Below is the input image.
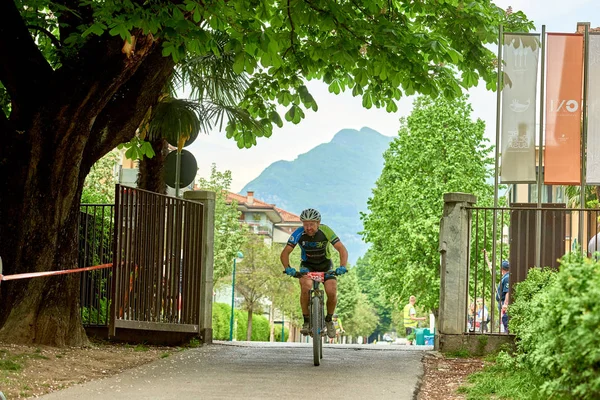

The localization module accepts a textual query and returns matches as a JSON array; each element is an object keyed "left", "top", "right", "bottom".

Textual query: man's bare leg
[
  {"left": 324, "top": 279, "right": 337, "bottom": 315},
  {"left": 299, "top": 276, "right": 312, "bottom": 315}
]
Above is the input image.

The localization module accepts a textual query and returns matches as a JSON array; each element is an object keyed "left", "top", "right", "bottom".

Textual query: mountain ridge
[{"left": 240, "top": 126, "right": 394, "bottom": 264}]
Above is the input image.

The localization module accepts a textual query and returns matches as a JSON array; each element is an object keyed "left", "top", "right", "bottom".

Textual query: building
[{"left": 225, "top": 191, "right": 302, "bottom": 244}]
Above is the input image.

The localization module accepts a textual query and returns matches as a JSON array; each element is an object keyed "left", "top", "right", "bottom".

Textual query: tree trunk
[
  {"left": 269, "top": 299, "right": 275, "bottom": 342},
  {"left": 0, "top": 4, "right": 175, "bottom": 345},
  {"left": 137, "top": 137, "right": 169, "bottom": 194},
  {"left": 246, "top": 309, "right": 253, "bottom": 341}
]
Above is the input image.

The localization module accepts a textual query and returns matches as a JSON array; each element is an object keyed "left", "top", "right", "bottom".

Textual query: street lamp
[{"left": 229, "top": 251, "right": 244, "bottom": 341}]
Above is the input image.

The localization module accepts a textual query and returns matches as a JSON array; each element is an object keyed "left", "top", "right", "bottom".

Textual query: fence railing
[
  {"left": 110, "top": 185, "right": 204, "bottom": 334},
  {"left": 465, "top": 205, "right": 600, "bottom": 334},
  {"left": 79, "top": 204, "right": 115, "bottom": 327}
]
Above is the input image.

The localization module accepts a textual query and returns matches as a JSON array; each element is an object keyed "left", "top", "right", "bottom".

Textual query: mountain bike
[{"left": 287, "top": 270, "right": 337, "bottom": 366}]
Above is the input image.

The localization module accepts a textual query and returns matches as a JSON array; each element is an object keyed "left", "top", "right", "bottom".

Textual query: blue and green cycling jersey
[{"left": 286, "top": 224, "right": 340, "bottom": 265}]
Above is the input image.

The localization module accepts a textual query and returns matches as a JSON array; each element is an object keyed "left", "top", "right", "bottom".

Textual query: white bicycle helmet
[{"left": 300, "top": 208, "right": 321, "bottom": 222}]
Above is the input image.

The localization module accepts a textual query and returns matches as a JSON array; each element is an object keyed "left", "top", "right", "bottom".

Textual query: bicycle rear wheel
[{"left": 311, "top": 296, "right": 321, "bottom": 366}]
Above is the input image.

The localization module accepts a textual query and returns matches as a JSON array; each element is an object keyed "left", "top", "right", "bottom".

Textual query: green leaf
[
  {"left": 82, "top": 23, "right": 106, "bottom": 38},
  {"left": 362, "top": 94, "right": 373, "bottom": 109},
  {"left": 108, "top": 23, "right": 130, "bottom": 41},
  {"left": 269, "top": 111, "right": 284, "bottom": 128},
  {"left": 328, "top": 80, "right": 341, "bottom": 95},
  {"left": 233, "top": 53, "right": 245, "bottom": 74}
]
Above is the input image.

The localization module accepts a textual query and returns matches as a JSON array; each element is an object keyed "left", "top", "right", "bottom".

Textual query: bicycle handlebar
[{"left": 283, "top": 270, "right": 338, "bottom": 279}]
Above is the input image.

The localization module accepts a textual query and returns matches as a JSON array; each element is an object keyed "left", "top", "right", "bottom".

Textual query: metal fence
[
  {"left": 109, "top": 185, "right": 204, "bottom": 334},
  {"left": 465, "top": 205, "right": 600, "bottom": 334},
  {"left": 79, "top": 204, "right": 115, "bottom": 327}
]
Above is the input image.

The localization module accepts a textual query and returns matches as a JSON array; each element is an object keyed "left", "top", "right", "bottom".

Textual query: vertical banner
[
  {"left": 586, "top": 34, "right": 600, "bottom": 184},
  {"left": 500, "top": 34, "right": 540, "bottom": 183},
  {"left": 545, "top": 34, "right": 584, "bottom": 185}
]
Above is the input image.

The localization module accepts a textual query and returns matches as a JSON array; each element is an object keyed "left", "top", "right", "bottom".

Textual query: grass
[
  {"left": 0, "top": 359, "right": 22, "bottom": 372},
  {"left": 160, "top": 353, "right": 170, "bottom": 359},
  {"left": 185, "top": 338, "right": 201, "bottom": 348},
  {"left": 445, "top": 348, "right": 471, "bottom": 358},
  {"left": 133, "top": 344, "right": 149, "bottom": 352},
  {"left": 458, "top": 354, "right": 545, "bottom": 400}
]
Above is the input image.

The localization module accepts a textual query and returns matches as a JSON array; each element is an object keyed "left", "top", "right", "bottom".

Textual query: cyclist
[{"left": 281, "top": 208, "right": 348, "bottom": 338}]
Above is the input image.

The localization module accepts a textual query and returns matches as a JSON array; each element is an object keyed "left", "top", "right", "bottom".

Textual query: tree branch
[
  {"left": 53, "top": 0, "right": 94, "bottom": 45},
  {"left": 26, "top": 25, "right": 62, "bottom": 50},
  {"left": 0, "top": 1, "right": 53, "bottom": 116},
  {"left": 83, "top": 43, "right": 175, "bottom": 168}
]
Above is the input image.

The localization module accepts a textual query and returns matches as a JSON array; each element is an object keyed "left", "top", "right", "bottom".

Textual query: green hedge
[
  {"left": 212, "top": 303, "right": 270, "bottom": 341},
  {"left": 274, "top": 326, "right": 289, "bottom": 342},
  {"left": 508, "top": 253, "right": 600, "bottom": 399}
]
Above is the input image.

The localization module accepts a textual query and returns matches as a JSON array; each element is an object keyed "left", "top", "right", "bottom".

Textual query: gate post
[
  {"left": 184, "top": 190, "right": 216, "bottom": 344},
  {"left": 437, "top": 192, "right": 476, "bottom": 350}
]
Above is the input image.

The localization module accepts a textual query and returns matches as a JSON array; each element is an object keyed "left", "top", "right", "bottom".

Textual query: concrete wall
[{"left": 184, "top": 190, "right": 216, "bottom": 344}]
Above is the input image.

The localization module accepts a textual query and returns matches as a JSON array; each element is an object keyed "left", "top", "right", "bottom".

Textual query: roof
[
  {"left": 225, "top": 191, "right": 301, "bottom": 224},
  {"left": 275, "top": 207, "right": 301, "bottom": 223},
  {"left": 226, "top": 192, "right": 274, "bottom": 209},
  {"left": 575, "top": 22, "right": 600, "bottom": 33}
]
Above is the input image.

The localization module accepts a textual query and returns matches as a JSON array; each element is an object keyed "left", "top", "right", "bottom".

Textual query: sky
[{"left": 186, "top": 0, "right": 600, "bottom": 193}]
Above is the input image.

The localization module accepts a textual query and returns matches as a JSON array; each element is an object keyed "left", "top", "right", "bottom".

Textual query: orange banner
[{"left": 545, "top": 34, "right": 584, "bottom": 185}]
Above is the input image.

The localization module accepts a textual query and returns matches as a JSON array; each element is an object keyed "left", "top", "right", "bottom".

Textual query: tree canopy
[
  {"left": 0, "top": 0, "right": 531, "bottom": 345},
  {"left": 361, "top": 95, "right": 495, "bottom": 312}
]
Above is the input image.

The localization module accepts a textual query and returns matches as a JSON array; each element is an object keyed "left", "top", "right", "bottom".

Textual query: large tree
[
  {"left": 0, "top": 0, "right": 531, "bottom": 345},
  {"left": 361, "top": 95, "right": 495, "bottom": 313}
]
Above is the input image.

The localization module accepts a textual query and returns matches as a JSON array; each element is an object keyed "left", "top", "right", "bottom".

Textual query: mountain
[{"left": 240, "top": 127, "right": 394, "bottom": 264}]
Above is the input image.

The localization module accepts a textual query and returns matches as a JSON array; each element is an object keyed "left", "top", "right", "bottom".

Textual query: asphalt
[{"left": 40, "top": 341, "right": 431, "bottom": 400}]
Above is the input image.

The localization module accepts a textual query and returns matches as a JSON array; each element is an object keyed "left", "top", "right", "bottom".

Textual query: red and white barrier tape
[{"left": 0, "top": 263, "right": 112, "bottom": 282}]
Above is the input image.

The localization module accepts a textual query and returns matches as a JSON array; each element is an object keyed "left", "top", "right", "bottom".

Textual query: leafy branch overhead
[{"left": 7, "top": 0, "right": 533, "bottom": 150}]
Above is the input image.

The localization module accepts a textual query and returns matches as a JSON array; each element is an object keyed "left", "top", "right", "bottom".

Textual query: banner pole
[
  {"left": 536, "top": 26, "right": 546, "bottom": 268},
  {"left": 491, "top": 24, "right": 503, "bottom": 320},
  {"left": 580, "top": 24, "right": 590, "bottom": 254}
]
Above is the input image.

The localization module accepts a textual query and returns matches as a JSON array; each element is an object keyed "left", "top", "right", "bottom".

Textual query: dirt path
[
  {"left": 417, "top": 352, "right": 486, "bottom": 400},
  {"left": 0, "top": 341, "right": 177, "bottom": 399}
]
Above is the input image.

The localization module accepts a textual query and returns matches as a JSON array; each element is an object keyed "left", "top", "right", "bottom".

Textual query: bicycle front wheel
[{"left": 311, "top": 296, "right": 321, "bottom": 366}]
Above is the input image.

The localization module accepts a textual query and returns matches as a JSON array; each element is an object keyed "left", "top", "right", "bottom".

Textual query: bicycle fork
[{"left": 309, "top": 283, "right": 326, "bottom": 337}]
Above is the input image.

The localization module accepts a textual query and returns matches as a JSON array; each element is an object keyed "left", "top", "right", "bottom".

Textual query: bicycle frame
[
  {"left": 306, "top": 272, "right": 327, "bottom": 340},
  {"left": 286, "top": 269, "right": 338, "bottom": 366}
]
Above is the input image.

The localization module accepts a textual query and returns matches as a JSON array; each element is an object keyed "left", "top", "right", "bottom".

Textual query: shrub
[
  {"left": 509, "top": 267, "right": 557, "bottom": 355},
  {"left": 212, "top": 303, "right": 277, "bottom": 342},
  {"left": 514, "top": 253, "right": 600, "bottom": 399},
  {"left": 212, "top": 303, "right": 233, "bottom": 340},
  {"left": 530, "top": 253, "right": 600, "bottom": 399},
  {"left": 274, "top": 326, "right": 289, "bottom": 342}
]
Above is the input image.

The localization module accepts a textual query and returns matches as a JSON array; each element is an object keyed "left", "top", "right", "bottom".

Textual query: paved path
[{"left": 41, "top": 342, "right": 430, "bottom": 400}]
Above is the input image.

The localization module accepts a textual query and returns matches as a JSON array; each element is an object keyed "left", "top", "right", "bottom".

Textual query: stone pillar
[
  {"left": 184, "top": 190, "right": 216, "bottom": 344},
  {"left": 437, "top": 192, "right": 477, "bottom": 349}
]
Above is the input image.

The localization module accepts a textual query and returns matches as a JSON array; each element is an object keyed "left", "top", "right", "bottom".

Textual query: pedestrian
[
  {"left": 403, "top": 295, "right": 426, "bottom": 343},
  {"left": 496, "top": 260, "right": 510, "bottom": 333},
  {"left": 588, "top": 221, "right": 600, "bottom": 258},
  {"left": 475, "top": 297, "right": 490, "bottom": 333}
]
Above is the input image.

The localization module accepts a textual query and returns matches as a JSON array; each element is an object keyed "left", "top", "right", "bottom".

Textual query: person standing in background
[{"left": 403, "top": 295, "right": 426, "bottom": 343}]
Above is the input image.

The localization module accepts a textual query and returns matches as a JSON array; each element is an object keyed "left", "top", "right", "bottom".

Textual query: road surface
[{"left": 41, "top": 341, "right": 430, "bottom": 400}]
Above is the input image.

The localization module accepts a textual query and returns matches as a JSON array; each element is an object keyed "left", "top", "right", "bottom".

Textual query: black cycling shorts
[{"left": 301, "top": 259, "right": 336, "bottom": 281}]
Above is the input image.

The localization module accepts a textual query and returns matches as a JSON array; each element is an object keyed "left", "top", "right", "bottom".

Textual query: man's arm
[
  {"left": 482, "top": 249, "right": 493, "bottom": 273},
  {"left": 503, "top": 291, "right": 510, "bottom": 311},
  {"left": 410, "top": 309, "right": 427, "bottom": 322},
  {"left": 333, "top": 241, "right": 348, "bottom": 266},
  {"left": 280, "top": 245, "right": 294, "bottom": 271}
]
